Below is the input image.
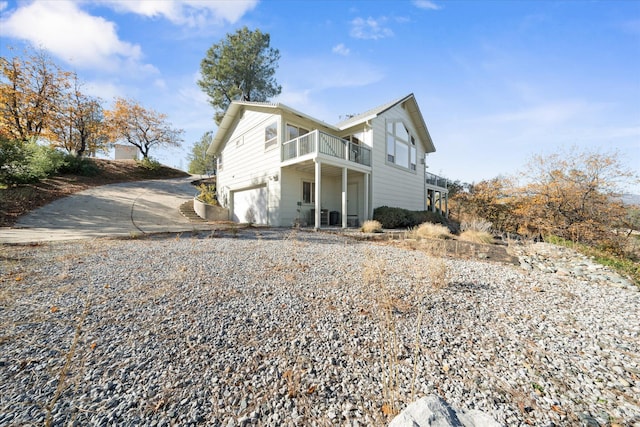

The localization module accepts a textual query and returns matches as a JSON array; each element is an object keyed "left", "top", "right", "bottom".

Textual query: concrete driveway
[{"left": 0, "top": 177, "right": 215, "bottom": 244}]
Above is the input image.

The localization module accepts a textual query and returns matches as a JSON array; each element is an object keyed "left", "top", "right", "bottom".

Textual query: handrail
[
  {"left": 426, "top": 171, "right": 448, "bottom": 189},
  {"left": 281, "top": 130, "right": 371, "bottom": 167}
]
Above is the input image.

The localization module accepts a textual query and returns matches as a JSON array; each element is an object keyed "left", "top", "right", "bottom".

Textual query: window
[
  {"left": 302, "top": 181, "right": 315, "bottom": 204},
  {"left": 265, "top": 121, "right": 278, "bottom": 150},
  {"left": 286, "top": 124, "right": 309, "bottom": 141},
  {"left": 217, "top": 153, "right": 223, "bottom": 171},
  {"left": 396, "top": 141, "right": 409, "bottom": 168},
  {"left": 386, "top": 120, "right": 417, "bottom": 172},
  {"left": 387, "top": 135, "right": 395, "bottom": 162},
  {"left": 410, "top": 135, "right": 417, "bottom": 171},
  {"left": 410, "top": 146, "right": 417, "bottom": 171}
]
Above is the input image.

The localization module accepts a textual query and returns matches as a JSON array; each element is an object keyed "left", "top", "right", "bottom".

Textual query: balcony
[
  {"left": 426, "top": 171, "right": 448, "bottom": 190},
  {"left": 282, "top": 130, "right": 371, "bottom": 167}
]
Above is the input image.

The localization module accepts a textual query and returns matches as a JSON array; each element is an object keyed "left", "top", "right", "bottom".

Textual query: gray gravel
[{"left": 1, "top": 229, "right": 638, "bottom": 426}]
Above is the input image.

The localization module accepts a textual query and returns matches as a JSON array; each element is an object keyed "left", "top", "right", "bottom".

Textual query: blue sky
[{"left": 1, "top": 0, "right": 639, "bottom": 192}]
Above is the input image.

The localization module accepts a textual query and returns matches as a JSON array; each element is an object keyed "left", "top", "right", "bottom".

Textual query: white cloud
[
  {"left": 413, "top": 0, "right": 441, "bottom": 10},
  {"left": 332, "top": 43, "right": 350, "bottom": 56},
  {"left": 0, "top": 1, "right": 153, "bottom": 73},
  {"left": 83, "top": 80, "right": 126, "bottom": 102},
  {"left": 350, "top": 16, "right": 394, "bottom": 40},
  {"left": 178, "top": 85, "right": 209, "bottom": 106},
  {"left": 99, "top": 0, "right": 258, "bottom": 27},
  {"left": 0, "top": 1, "right": 7, "bottom": 12}
]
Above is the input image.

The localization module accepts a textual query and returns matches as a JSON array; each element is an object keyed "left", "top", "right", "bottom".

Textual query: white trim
[
  {"left": 314, "top": 161, "right": 322, "bottom": 229},
  {"left": 385, "top": 119, "right": 418, "bottom": 174},
  {"left": 342, "top": 168, "right": 347, "bottom": 228}
]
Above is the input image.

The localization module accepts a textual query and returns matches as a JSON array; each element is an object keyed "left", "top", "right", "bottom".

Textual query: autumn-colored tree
[
  {"left": 514, "top": 148, "right": 637, "bottom": 249},
  {"left": 198, "top": 27, "right": 281, "bottom": 124},
  {"left": 48, "top": 74, "right": 106, "bottom": 157},
  {"left": 0, "top": 47, "right": 70, "bottom": 142},
  {"left": 104, "top": 97, "right": 184, "bottom": 159},
  {"left": 451, "top": 177, "right": 520, "bottom": 234}
]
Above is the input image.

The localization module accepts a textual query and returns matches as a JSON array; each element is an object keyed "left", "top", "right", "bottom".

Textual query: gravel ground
[{"left": 1, "top": 229, "right": 638, "bottom": 427}]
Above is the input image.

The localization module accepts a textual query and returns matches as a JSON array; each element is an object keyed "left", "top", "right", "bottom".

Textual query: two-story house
[{"left": 207, "top": 93, "right": 448, "bottom": 228}]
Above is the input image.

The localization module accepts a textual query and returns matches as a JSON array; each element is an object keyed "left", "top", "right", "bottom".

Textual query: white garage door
[{"left": 232, "top": 186, "right": 268, "bottom": 224}]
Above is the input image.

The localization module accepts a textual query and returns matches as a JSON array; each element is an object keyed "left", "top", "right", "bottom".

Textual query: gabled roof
[
  {"left": 208, "top": 93, "right": 435, "bottom": 155},
  {"left": 335, "top": 94, "right": 412, "bottom": 128},
  {"left": 336, "top": 93, "right": 435, "bottom": 153},
  {"left": 207, "top": 100, "right": 337, "bottom": 155}
]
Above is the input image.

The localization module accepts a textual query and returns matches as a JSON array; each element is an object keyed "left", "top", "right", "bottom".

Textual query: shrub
[
  {"left": 25, "top": 143, "right": 66, "bottom": 181},
  {"left": 373, "top": 206, "right": 411, "bottom": 228},
  {"left": 196, "top": 183, "right": 218, "bottom": 205},
  {"left": 373, "top": 206, "right": 448, "bottom": 229},
  {"left": 59, "top": 155, "right": 100, "bottom": 176},
  {"left": 459, "top": 230, "right": 494, "bottom": 244},
  {"left": 0, "top": 139, "right": 66, "bottom": 184},
  {"left": 412, "top": 222, "right": 453, "bottom": 240},
  {"left": 0, "top": 137, "right": 29, "bottom": 184},
  {"left": 361, "top": 220, "right": 383, "bottom": 233},
  {"left": 411, "top": 210, "right": 448, "bottom": 226},
  {"left": 136, "top": 157, "right": 161, "bottom": 170}
]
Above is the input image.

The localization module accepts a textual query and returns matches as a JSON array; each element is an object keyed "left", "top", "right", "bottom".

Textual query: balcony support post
[
  {"left": 430, "top": 190, "right": 436, "bottom": 213},
  {"left": 314, "top": 160, "right": 321, "bottom": 230},
  {"left": 341, "top": 167, "right": 347, "bottom": 228},
  {"left": 445, "top": 193, "right": 449, "bottom": 218}
]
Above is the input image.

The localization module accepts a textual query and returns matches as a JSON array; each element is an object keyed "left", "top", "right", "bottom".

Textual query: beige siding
[
  {"left": 370, "top": 104, "right": 426, "bottom": 212},
  {"left": 216, "top": 110, "right": 282, "bottom": 225},
  {"left": 279, "top": 166, "right": 365, "bottom": 226},
  {"left": 280, "top": 168, "right": 309, "bottom": 226},
  {"left": 279, "top": 167, "right": 342, "bottom": 226}
]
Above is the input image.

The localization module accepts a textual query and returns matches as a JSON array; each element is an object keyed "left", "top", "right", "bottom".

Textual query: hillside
[{"left": 0, "top": 159, "right": 190, "bottom": 227}]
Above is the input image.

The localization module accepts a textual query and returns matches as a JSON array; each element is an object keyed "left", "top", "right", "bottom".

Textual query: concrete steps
[{"left": 179, "top": 200, "right": 207, "bottom": 222}]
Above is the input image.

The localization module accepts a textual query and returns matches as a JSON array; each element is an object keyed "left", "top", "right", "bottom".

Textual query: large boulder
[{"left": 389, "top": 395, "right": 501, "bottom": 427}]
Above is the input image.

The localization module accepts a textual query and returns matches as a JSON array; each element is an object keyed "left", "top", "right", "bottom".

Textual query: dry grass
[
  {"left": 459, "top": 230, "right": 495, "bottom": 244},
  {"left": 362, "top": 248, "right": 451, "bottom": 420},
  {"left": 460, "top": 218, "right": 493, "bottom": 233},
  {"left": 428, "top": 257, "right": 449, "bottom": 289},
  {"left": 411, "top": 222, "right": 453, "bottom": 240},
  {"left": 361, "top": 255, "right": 401, "bottom": 417},
  {"left": 361, "top": 220, "right": 383, "bottom": 233}
]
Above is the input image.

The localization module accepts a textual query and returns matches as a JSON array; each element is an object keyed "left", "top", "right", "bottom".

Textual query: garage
[{"left": 232, "top": 186, "right": 268, "bottom": 225}]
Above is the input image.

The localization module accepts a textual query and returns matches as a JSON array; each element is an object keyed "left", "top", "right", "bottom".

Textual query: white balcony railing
[
  {"left": 426, "top": 171, "right": 448, "bottom": 189},
  {"left": 282, "top": 130, "right": 371, "bottom": 167}
]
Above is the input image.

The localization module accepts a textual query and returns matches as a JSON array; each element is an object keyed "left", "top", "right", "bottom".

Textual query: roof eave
[
  {"left": 207, "top": 102, "right": 242, "bottom": 156},
  {"left": 404, "top": 97, "right": 435, "bottom": 153},
  {"left": 207, "top": 101, "right": 340, "bottom": 156}
]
